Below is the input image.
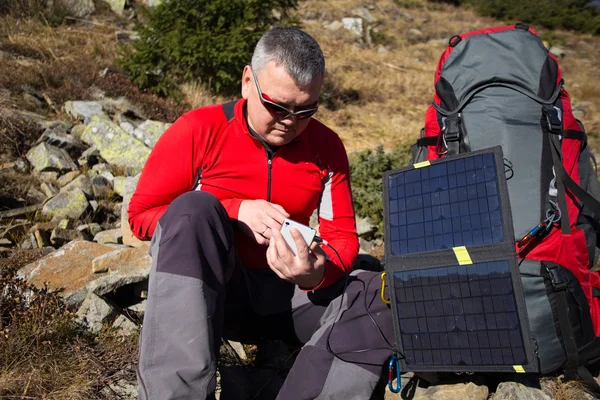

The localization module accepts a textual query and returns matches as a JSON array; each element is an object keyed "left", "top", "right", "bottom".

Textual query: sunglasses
[{"left": 251, "top": 69, "right": 319, "bottom": 120}]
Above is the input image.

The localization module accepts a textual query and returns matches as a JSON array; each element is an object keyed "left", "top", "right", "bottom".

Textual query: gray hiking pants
[{"left": 137, "top": 191, "right": 394, "bottom": 400}]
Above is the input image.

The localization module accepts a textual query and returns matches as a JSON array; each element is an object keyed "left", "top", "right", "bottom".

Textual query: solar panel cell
[
  {"left": 387, "top": 155, "right": 505, "bottom": 255},
  {"left": 393, "top": 261, "right": 527, "bottom": 367}
]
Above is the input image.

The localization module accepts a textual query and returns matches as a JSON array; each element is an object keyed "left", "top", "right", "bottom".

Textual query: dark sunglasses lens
[
  {"left": 295, "top": 108, "right": 319, "bottom": 120},
  {"left": 263, "top": 100, "right": 289, "bottom": 117}
]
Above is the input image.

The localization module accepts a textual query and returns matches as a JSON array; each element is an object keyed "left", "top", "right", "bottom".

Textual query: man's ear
[{"left": 241, "top": 65, "right": 252, "bottom": 99}]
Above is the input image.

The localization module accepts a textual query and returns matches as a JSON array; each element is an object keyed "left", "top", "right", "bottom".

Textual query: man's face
[{"left": 241, "top": 61, "right": 322, "bottom": 146}]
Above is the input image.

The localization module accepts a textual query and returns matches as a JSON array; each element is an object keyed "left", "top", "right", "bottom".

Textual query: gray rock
[
  {"left": 76, "top": 223, "right": 103, "bottom": 237},
  {"left": 36, "top": 171, "right": 60, "bottom": 183},
  {"left": 93, "top": 228, "right": 123, "bottom": 245},
  {"left": 133, "top": 119, "right": 171, "bottom": 148},
  {"left": 87, "top": 246, "right": 152, "bottom": 296},
  {"left": 104, "top": 379, "right": 138, "bottom": 400},
  {"left": 409, "top": 28, "right": 423, "bottom": 37},
  {"left": 139, "top": 0, "right": 163, "bottom": 6},
  {"left": 90, "top": 175, "right": 112, "bottom": 199},
  {"left": 377, "top": 45, "right": 389, "bottom": 55},
  {"left": 76, "top": 292, "right": 114, "bottom": 333},
  {"left": 549, "top": 46, "right": 566, "bottom": 58},
  {"left": 81, "top": 115, "right": 151, "bottom": 175},
  {"left": 325, "top": 20, "right": 344, "bottom": 31},
  {"left": 18, "top": 241, "right": 145, "bottom": 307},
  {"left": 13, "top": 158, "right": 28, "bottom": 173},
  {"left": 57, "top": 0, "right": 95, "bottom": 17},
  {"left": 342, "top": 17, "right": 363, "bottom": 36},
  {"left": 57, "top": 170, "right": 81, "bottom": 187},
  {"left": 42, "top": 190, "right": 90, "bottom": 221},
  {"left": 61, "top": 174, "right": 93, "bottom": 198},
  {"left": 26, "top": 142, "right": 77, "bottom": 173},
  {"left": 40, "top": 182, "right": 58, "bottom": 198},
  {"left": 106, "top": 0, "right": 126, "bottom": 15},
  {"left": 58, "top": 219, "right": 73, "bottom": 229},
  {"left": 77, "top": 145, "right": 101, "bottom": 168},
  {"left": 352, "top": 7, "right": 376, "bottom": 23},
  {"left": 356, "top": 217, "right": 376, "bottom": 237},
  {"left": 129, "top": 299, "right": 147, "bottom": 313},
  {"left": 91, "top": 163, "right": 116, "bottom": 182},
  {"left": 37, "top": 128, "right": 85, "bottom": 152},
  {"left": 115, "top": 30, "right": 140, "bottom": 43},
  {"left": 65, "top": 101, "right": 104, "bottom": 123},
  {"left": 26, "top": 186, "right": 47, "bottom": 203},
  {"left": 408, "top": 382, "right": 488, "bottom": 400},
  {"left": 116, "top": 112, "right": 140, "bottom": 133},
  {"left": 70, "top": 124, "right": 87, "bottom": 141},
  {"left": 494, "top": 382, "right": 551, "bottom": 400},
  {"left": 50, "top": 227, "right": 87, "bottom": 246},
  {"left": 112, "top": 315, "right": 139, "bottom": 336},
  {"left": 121, "top": 174, "right": 144, "bottom": 247}
]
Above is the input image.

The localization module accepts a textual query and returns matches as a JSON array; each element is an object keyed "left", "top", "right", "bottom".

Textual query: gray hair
[{"left": 251, "top": 27, "right": 325, "bottom": 86}]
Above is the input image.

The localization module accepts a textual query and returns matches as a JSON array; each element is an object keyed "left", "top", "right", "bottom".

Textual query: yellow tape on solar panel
[{"left": 453, "top": 246, "right": 473, "bottom": 265}]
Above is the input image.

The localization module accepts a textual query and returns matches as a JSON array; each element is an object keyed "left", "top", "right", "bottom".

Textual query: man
[{"left": 130, "top": 27, "right": 395, "bottom": 400}]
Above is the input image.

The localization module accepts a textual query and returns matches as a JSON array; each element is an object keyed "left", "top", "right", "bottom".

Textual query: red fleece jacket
[{"left": 128, "top": 99, "right": 359, "bottom": 289}]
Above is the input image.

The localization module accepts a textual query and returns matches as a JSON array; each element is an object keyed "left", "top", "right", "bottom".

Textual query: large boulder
[
  {"left": 494, "top": 382, "right": 551, "bottom": 400},
  {"left": 81, "top": 116, "right": 151, "bottom": 175},
  {"left": 17, "top": 241, "right": 152, "bottom": 308},
  {"left": 17, "top": 241, "right": 116, "bottom": 307},
  {"left": 26, "top": 142, "right": 77, "bottom": 173},
  {"left": 132, "top": 120, "right": 171, "bottom": 148}
]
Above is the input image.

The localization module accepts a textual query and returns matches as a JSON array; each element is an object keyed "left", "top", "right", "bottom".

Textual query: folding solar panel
[{"left": 383, "top": 147, "right": 536, "bottom": 373}]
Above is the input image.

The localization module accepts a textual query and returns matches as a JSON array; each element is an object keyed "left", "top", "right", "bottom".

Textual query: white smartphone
[{"left": 280, "top": 218, "right": 317, "bottom": 256}]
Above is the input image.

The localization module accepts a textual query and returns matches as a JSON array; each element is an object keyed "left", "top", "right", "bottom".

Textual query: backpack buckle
[
  {"left": 442, "top": 114, "right": 462, "bottom": 142},
  {"left": 542, "top": 105, "right": 563, "bottom": 134},
  {"left": 546, "top": 264, "right": 567, "bottom": 291}
]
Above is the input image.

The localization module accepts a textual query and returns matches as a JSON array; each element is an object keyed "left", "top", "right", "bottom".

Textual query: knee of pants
[
  {"left": 160, "top": 191, "right": 227, "bottom": 229},
  {"left": 154, "top": 191, "right": 234, "bottom": 279}
]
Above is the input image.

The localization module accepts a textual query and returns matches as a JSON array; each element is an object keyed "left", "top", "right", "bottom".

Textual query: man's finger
[
  {"left": 270, "top": 203, "right": 290, "bottom": 218},
  {"left": 272, "top": 227, "right": 294, "bottom": 261},
  {"left": 291, "top": 228, "right": 310, "bottom": 260},
  {"left": 267, "top": 238, "right": 289, "bottom": 279},
  {"left": 265, "top": 204, "right": 288, "bottom": 223}
]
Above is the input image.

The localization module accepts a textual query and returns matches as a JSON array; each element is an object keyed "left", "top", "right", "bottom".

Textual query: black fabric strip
[
  {"left": 577, "top": 365, "right": 600, "bottom": 396},
  {"left": 222, "top": 100, "right": 236, "bottom": 121},
  {"left": 561, "top": 129, "right": 587, "bottom": 142},
  {"left": 549, "top": 134, "right": 572, "bottom": 234},
  {"left": 593, "top": 287, "right": 600, "bottom": 298},
  {"left": 555, "top": 289, "right": 579, "bottom": 379},
  {"left": 416, "top": 137, "right": 437, "bottom": 147}
]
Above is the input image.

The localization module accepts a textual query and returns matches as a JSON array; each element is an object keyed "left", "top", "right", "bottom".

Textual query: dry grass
[
  {"left": 541, "top": 377, "right": 593, "bottom": 400},
  {"left": 296, "top": 0, "right": 600, "bottom": 153},
  {"left": 0, "top": 15, "right": 187, "bottom": 124},
  {"left": 0, "top": 273, "right": 139, "bottom": 399}
]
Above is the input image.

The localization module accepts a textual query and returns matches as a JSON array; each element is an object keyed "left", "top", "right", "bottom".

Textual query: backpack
[{"left": 410, "top": 23, "right": 600, "bottom": 390}]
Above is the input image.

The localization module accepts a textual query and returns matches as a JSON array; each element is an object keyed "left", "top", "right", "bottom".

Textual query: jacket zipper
[{"left": 267, "top": 156, "right": 273, "bottom": 202}]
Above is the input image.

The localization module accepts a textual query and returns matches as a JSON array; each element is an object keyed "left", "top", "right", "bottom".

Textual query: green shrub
[
  {"left": 429, "top": 0, "right": 600, "bottom": 34},
  {"left": 118, "top": 0, "right": 299, "bottom": 98},
  {"left": 349, "top": 144, "right": 412, "bottom": 238}
]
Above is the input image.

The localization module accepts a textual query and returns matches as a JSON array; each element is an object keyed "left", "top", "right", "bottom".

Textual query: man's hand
[
  {"left": 238, "top": 199, "right": 290, "bottom": 245},
  {"left": 266, "top": 227, "right": 327, "bottom": 289}
]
